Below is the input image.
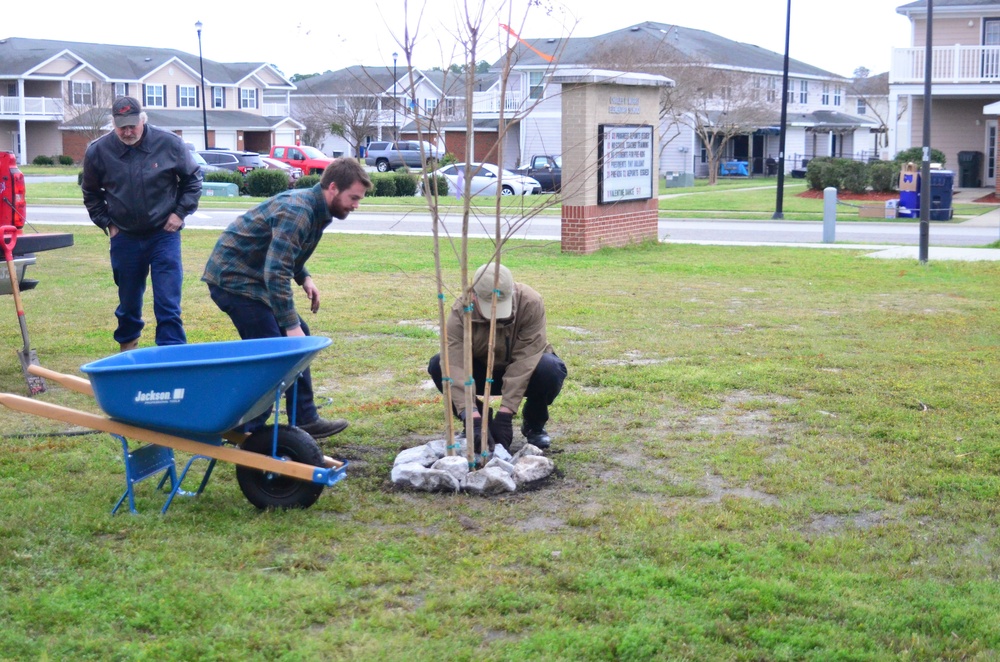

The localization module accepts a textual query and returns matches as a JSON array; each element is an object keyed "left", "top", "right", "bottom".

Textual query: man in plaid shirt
[{"left": 203, "top": 158, "right": 371, "bottom": 439}]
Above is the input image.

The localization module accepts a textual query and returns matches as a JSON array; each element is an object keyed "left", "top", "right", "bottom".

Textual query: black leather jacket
[{"left": 82, "top": 124, "right": 202, "bottom": 236}]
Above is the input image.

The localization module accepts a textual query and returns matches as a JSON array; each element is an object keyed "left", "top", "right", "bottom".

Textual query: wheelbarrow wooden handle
[
  {"left": 27, "top": 365, "right": 94, "bottom": 396},
  {"left": 0, "top": 393, "right": 334, "bottom": 481},
  {"left": 12, "top": 369, "right": 345, "bottom": 470}
]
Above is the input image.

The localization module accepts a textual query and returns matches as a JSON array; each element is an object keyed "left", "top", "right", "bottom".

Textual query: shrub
[
  {"left": 805, "top": 159, "right": 830, "bottom": 191},
  {"left": 869, "top": 161, "right": 899, "bottom": 193},
  {"left": 393, "top": 172, "right": 418, "bottom": 197},
  {"left": 32, "top": 155, "right": 54, "bottom": 166},
  {"left": 840, "top": 160, "right": 870, "bottom": 194},
  {"left": 894, "top": 146, "right": 946, "bottom": 167},
  {"left": 246, "top": 169, "right": 289, "bottom": 198},
  {"left": 372, "top": 174, "right": 397, "bottom": 197},
  {"left": 422, "top": 174, "right": 449, "bottom": 197},
  {"left": 57, "top": 155, "right": 74, "bottom": 166},
  {"left": 295, "top": 175, "right": 320, "bottom": 189},
  {"left": 205, "top": 170, "right": 247, "bottom": 195}
]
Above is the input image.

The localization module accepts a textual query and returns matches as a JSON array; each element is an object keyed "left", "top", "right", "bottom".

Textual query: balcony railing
[
  {"left": 891, "top": 45, "right": 1000, "bottom": 83},
  {"left": 471, "top": 90, "right": 525, "bottom": 115},
  {"left": 0, "top": 96, "right": 65, "bottom": 117},
  {"left": 261, "top": 102, "right": 289, "bottom": 117}
]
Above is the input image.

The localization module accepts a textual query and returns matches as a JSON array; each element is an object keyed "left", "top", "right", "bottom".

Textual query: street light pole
[
  {"left": 392, "top": 52, "right": 398, "bottom": 141},
  {"left": 195, "top": 20, "right": 209, "bottom": 149},
  {"left": 773, "top": 0, "right": 791, "bottom": 220}
]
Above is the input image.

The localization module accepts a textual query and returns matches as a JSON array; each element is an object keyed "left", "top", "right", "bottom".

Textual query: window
[
  {"left": 752, "top": 76, "right": 761, "bottom": 101},
  {"left": 114, "top": 82, "right": 128, "bottom": 98},
  {"left": 856, "top": 99, "right": 867, "bottom": 115},
  {"left": 529, "top": 71, "right": 545, "bottom": 100},
  {"left": 333, "top": 98, "right": 347, "bottom": 114},
  {"left": 71, "top": 81, "right": 93, "bottom": 106},
  {"left": 821, "top": 83, "right": 830, "bottom": 105},
  {"left": 425, "top": 98, "right": 438, "bottom": 113},
  {"left": 239, "top": 87, "right": 258, "bottom": 109},
  {"left": 787, "top": 82, "right": 795, "bottom": 104},
  {"left": 766, "top": 77, "right": 776, "bottom": 103},
  {"left": 6, "top": 82, "right": 18, "bottom": 97},
  {"left": 445, "top": 98, "right": 457, "bottom": 115},
  {"left": 799, "top": 80, "right": 808, "bottom": 104},
  {"left": 833, "top": 85, "right": 842, "bottom": 106},
  {"left": 178, "top": 85, "right": 198, "bottom": 108},
  {"left": 213, "top": 87, "right": 225, "bottom": 109},
  {"left": 145, "top": 84, "right": 165, "bottom": 107}
]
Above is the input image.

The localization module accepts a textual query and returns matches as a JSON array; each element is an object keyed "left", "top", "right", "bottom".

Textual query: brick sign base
[{"left": 561, "top": 198, "right": 659, "bottom": 254}]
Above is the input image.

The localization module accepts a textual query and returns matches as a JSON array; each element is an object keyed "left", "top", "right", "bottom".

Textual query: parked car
[
  {"left": 191, "top": 151, "right": 224, "bottom": 176},
  {"left": 260, "top": 156, "right": 303, "bottom": 183},
  {"left": 430, "top": 162, "right": 541, "bottom": 196},
  {"left": 365, "top": 140, "right": 440, "bottom": 172},
  {"left": 197, "top": 149, "right": 264, "bottom": 175},
  {"left": 268, "top": 145, "right": 332, "bottom": 175},
  {"left": 186, "top": 142, "right": 223, "bottom": 176},
  {"left": 514, "top": 155, "right": 561, "bottom": 192}
]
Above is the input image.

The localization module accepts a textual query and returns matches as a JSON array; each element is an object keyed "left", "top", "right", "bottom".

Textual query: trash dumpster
[
  {"left": 929, "top": 170, "right": 954, "bottom": 221},
  {"left": 957, "top": 151, "right": 983, "bottom": 188}
]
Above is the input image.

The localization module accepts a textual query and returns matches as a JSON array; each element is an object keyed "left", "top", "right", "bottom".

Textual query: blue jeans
[
  {"left": 110, "top": 229, "right": 186, "bottom": 346},
  {"left": 207, "top": 284, "right": 318, "bottom": 429}
]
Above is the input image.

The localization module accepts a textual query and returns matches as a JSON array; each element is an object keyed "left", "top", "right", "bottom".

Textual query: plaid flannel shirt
[{"left": 202, "top": 184, "right": 332, "bottom": 329}]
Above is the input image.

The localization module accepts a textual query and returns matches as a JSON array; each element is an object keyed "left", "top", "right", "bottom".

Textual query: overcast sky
[{"left": 11, "top": 0, "right": 912, "bottom": 79}]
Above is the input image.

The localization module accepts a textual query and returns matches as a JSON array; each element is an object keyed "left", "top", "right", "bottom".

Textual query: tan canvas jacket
[{"left": 446, "top": 282, "right": 554, "bottom": 415}]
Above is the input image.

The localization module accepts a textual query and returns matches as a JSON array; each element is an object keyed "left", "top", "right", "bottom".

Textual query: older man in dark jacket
[
  {"left": 82, "top": 96, "right": 202, "bottom": 351},
  {"left": 427, "top": 263, "right": 567, "bottom": 450}
]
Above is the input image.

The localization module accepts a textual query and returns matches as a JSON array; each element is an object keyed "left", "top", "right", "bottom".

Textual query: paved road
[{"left": 26, "top": 205, "right": 1000, "bottom": 247}]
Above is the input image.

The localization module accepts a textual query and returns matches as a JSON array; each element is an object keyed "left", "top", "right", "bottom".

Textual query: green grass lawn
[{"left": 1, "top": 227, "right": 998, "bottom": 658}]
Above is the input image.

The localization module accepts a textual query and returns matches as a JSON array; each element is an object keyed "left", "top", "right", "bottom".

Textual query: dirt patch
[{"left": 797, "top": 190, "right": 899, "bottom": 201}]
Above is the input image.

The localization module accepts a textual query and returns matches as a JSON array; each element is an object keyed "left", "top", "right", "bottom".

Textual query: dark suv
[
  {"left": 364, "top": 141, "right": 440, "bottom": 172},
  {"left": 197, "top": 149, "right": 264, "bottom": 175}
]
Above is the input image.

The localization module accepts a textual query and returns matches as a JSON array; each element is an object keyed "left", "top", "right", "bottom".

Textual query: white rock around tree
[{"left": 391, "top": 437, "right": 554, "bottom": 493}]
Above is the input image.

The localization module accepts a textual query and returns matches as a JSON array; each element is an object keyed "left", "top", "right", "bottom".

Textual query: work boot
[
  {"left": 119, "top": 339, "right": 139, "bottom": 352},
  {"left": 521, "top": 424, "right": 551, "bottom": 450},
  {"left": 298, "top": 417, "right": 349, "bottom": 440}
]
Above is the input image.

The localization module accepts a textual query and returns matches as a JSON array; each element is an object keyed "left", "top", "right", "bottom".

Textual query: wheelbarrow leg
[
  {"left": 111, "top": 434, "right": 178, "bottom": 515},
  {"left": 161, "top": 455, "right": 217, "bottom": 514}
]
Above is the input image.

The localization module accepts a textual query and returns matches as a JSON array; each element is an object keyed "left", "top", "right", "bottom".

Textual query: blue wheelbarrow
[{"left": 0, "top": 336, "right": 346, "bottom": 510}]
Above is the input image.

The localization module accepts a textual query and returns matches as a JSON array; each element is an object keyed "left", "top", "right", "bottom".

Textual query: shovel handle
[{"left": 1, "top": 226, "right": 16, "bottom": 262}]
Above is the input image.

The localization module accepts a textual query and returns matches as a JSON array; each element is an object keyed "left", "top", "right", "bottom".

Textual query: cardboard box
[
  {"left": 899, "top": 162, "right": 919, "bottom": 192},
  {"left": 858, "top": 201, "right": 897, "bottom": 219}
]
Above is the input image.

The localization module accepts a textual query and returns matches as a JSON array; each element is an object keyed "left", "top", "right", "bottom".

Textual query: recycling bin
[
  {"left": 929, "top": 170, "right": 954, "bottom": 221},
  {"left": 957, "top": 151, "right": 983, "bottom": 188}
]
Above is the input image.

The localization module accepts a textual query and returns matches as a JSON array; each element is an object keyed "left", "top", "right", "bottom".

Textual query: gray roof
[
  {"left": 0, "top": 37, "right": 293, "bottom": 88},
  {"left": 60, "top": 108, "right": 302, "bottom": 132},
  {"left": 503, "top": 21, "right": 843, "bottom": 78},
  {"left": 898, "top": 0, "right": 1000, "bottom": 11},
  {"left": 287, "top": 65, "right": 491, "bottom": 98}
]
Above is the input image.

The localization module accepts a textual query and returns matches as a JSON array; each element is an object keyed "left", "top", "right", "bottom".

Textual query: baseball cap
[
  {"left": 473, "top": 263, "right": 514, "bottom": 319},
  {"left": 112, "top": 96, "right": 142, "bottom": 128}
]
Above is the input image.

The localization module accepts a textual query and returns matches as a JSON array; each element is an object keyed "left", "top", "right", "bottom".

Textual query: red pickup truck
[{"left": 268, "top": 145, "right": 334, "bottom": 175}]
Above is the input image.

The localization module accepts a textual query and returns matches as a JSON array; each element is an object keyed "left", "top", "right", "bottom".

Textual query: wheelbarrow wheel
[{"left": 236, "top": 425, "right": 325, "bottom": 510}]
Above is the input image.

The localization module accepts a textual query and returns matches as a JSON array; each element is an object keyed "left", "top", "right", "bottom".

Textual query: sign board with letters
[{"left": 597, "top": 124, "right": 654, "bottom": 205}]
